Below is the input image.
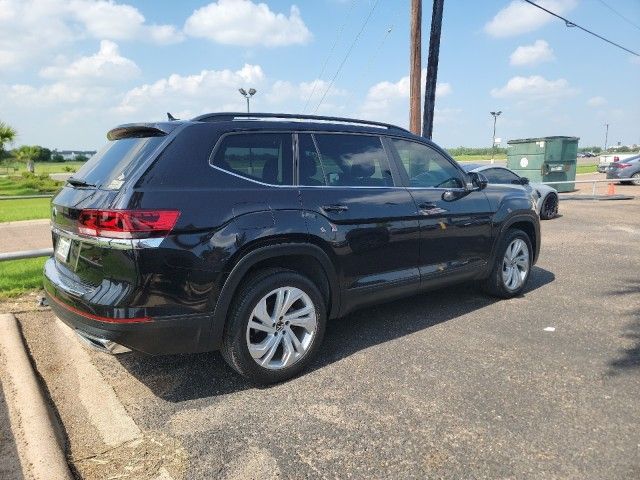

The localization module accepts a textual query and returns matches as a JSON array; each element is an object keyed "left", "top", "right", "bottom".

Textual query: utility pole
[
  {"left": 490, "top": 111, "right": 502, "bottom": 164},
  {"left": 409, "top": 0, "right": 422, "bottom": 135},
  {"left": 604, "top": 123, "right": 609, "bottom": 152},
  {"left": 422, "top": 0, "right": 444, "bottom": 139}
]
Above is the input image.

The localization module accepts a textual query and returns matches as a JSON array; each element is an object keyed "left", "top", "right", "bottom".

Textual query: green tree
[
  {"left": 74, "top": 154, "right": 89, "bottom": 162},
  {"left": 51, "top": 153, "right": 64, "bottom": 162},
  {"left": 0, "top": 121, "right": 17, "bottom": 158},
  {"left": 15, "top": 145, "right": 42, "bottom": 173},
  {"left": 37, "top": 147, "right": 52, "bottom": 162}
]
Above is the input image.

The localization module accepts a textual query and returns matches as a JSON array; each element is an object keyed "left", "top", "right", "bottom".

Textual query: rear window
[{"left": 72, "top": 136, "right": 165, "bottom": 189}]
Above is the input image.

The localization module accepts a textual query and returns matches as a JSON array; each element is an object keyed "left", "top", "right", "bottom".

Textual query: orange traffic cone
[{"left": 607, "top": 182, "right": 616, "bottom": 196}]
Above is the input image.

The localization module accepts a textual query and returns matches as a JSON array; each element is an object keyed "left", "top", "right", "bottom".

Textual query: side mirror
[
  {"left": 468, "top": 171, "right": 488, "bottom": 191},
  {"left": 520, "top": 177, "right": 530, "bottom": 185}
]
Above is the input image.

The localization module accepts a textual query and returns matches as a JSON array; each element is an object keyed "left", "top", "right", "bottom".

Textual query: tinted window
[
  {"left": 314, "top": 134, "right": 393, "bottom": 187},
  {"left": 298, "top": 134, "right": 326, "bottom": 186},
  {"left": 74, "top": 136, "right": 165, "bottom": 189},
  {"left": 212, "top": 133, "right": 293, "bottom": 185},
  {"left": 482, "top": 168, "right": 520, "bottom": 184},
  {"left": 391, "top": 139, "right": 463, "bottom": 189}
]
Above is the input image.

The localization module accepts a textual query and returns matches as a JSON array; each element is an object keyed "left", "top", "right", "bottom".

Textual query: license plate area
[{"left": 55, "top": 236, "right": 72, "bottom": 262}]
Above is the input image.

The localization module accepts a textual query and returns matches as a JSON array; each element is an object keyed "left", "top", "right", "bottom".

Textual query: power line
[
  {"left": 313, "top": 0, "right": 381, "bottom": 114},
  {"left": 596, "top": 0, "right": 640, "bottom": 32},
  {"left": 302, "top": 0, "right": 357, "bottom": 113},
  {"left": 522, "top": 0, "right": 639, "bottom": 57},
  {"left": 341, "top": 4, "right": 403, "bottom": 112}
]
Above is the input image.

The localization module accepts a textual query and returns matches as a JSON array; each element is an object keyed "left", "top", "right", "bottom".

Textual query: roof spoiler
[{"left": 106, "top": 122, "right": 179, "bottom": 141}]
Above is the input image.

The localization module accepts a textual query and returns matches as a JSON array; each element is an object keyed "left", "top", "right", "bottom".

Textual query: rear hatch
[{"left": 48, "top": 127, "right": 175, "bottom": 305}]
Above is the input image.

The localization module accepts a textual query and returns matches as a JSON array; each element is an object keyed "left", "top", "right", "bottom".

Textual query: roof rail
[{"left": 191, "top": 112, "right": 410, "bottom": 133}]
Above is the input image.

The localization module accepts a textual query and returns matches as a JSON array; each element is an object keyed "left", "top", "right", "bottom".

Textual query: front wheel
[
  {"left": 221, "top": 269, "right": 326, "bottom": 385},
  {"left": 481, "top": 229, "right": 532, "bottom": 298},
  {"left": 539, "top": 193, "right": 558, "bottom": 220},
  {"left": 631, "top": 173, "right": 640, "bottom": 186}
]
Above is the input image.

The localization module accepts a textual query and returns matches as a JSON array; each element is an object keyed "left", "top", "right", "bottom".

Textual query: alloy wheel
[
  {"left": 245, "top": 286, "right": 317, "bottom": 370},
  {"left": 502, "top": 238, "right": 530, "bottom": 291}
]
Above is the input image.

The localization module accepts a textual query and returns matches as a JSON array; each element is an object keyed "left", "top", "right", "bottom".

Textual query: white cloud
[
  {"left": 361, "top": 70, "right": 452, "bottom": 115},
  {"left": 359, "top": 71, "right": 455, "bottom": 129},
  {"left": 491, "top": 75, "right": 577, "bottom": 100},
  {"left": 510, "top": 40, "right": 555, "bottom": 66},
  {"left": 40, "top": 40, "right": 140, "bottom": 82},
  {"left": 0, "top": 0, "right": 182, "bottom": 69},
  {"left": 70, "top": 0, "right": 184, "bottom": 44},
  {"left": 116, "top": 64, "right": 266, "bottom": 116},
  {"left": 265, "top": 79, "right": 346, "bottom": 109},
  {"left": 485, "top": 0, "right": 577, "bottom": 38},
  {"left": 587, "top": 96, "right": 607, "bottom": 107},
  {"left": 184, "top": 0, "right": 312, "bottom": 47}
]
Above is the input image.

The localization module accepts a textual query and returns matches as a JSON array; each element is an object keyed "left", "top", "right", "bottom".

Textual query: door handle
[{"left": 321, "top": 204, "right": 349, "bottom": 213}]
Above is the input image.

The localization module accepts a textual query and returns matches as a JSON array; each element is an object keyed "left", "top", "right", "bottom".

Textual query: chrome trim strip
[{"left": 52, "top": 227, "right": 163, "bottom": 250}]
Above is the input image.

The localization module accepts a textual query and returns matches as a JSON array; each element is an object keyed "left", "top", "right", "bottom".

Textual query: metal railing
[
  {"left": 541, "top": 178, "right": 638, "bottom": 196},
  {"left": 0, "top": 248, "right": 53, "bottom": 262},
  {"left": 0, "top": 194, "right": 54, "bottom": 200}
]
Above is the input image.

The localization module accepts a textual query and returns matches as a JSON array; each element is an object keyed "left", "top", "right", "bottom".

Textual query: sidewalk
[{"left": 0, "top": 219, "right": 51, "bottom": 254}]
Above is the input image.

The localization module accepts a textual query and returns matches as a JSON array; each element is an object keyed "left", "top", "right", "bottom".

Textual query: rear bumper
[
  {"left": 606, "top": 170, "right": 628, "bottom": 180},
  {"left": 43, "top": 258, "right": 217, "bottom": 355}
]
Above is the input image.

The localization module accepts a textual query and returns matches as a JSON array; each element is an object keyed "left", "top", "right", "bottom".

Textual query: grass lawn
[
  {"left": 576, "top": 164, "right": 598, "bottom": 174},
  {"left": 0, "top": 161, "right": 85, "bottom": 175},
  {"left": 0, "top": 198, "right": 51, "bottom": 222},
  {"left": 0, "top": 175, "right": 62, "bottom": 196},
  {"left": 0, "top": 257, "right": 46, "bottom": 299}
]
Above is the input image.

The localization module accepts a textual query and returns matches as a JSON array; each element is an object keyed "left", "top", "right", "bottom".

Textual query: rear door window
[
  {"left": 73, "top": 136, "right": 165, "bottom": 189},
  {"left": 212, "top": 133, "right": 293, "bottom": 185},
  {"left": 313, "top": 134, "right": 393, "bottom": 187}
]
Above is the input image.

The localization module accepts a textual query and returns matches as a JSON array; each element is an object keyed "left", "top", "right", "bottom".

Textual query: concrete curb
[{"left": 0, "top": 313, "right": 73, "bottom": 480}]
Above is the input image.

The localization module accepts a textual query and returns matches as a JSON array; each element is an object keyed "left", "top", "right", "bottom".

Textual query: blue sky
[{"left": 1, "top": 0, "right": 638, "bottom": 150}]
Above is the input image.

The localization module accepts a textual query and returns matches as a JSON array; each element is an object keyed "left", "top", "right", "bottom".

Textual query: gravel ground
[{"left": 9, "top": 196, "right": 640, "bottom": 479}]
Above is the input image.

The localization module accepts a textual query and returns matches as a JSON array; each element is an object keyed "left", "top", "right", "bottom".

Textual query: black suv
[{"left": 44, "top": 113, "right": 540, "bottom": 384}]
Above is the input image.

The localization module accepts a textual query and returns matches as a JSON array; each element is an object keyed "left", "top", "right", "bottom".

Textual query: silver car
[
  {"left": 462, "top": 164, "right": 559, "bottom": 220},
  {"left": 606, "top": 154, "right": 640, "bottom": 185}
]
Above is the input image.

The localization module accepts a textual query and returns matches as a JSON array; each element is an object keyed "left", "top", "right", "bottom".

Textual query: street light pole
[
  {"left": 490, "top": 111, "right": 502, "bottom": 164},
  {"left": 604, "top": 123, "right": 609, "bottom": 152},
  {"left": 238, "top": 88, "right": 257, "bottom": 113}
]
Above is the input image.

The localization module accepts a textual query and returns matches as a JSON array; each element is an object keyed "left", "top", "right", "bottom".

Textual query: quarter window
[
  {"left": 313, "top": 134, "right": 393, "bottom": 187},
  {"left": 391, "top": 139, "right": 464, "bottom": 189},
  {"left": 212, "top": 133, "right": 293, "bottom": 185},
  {"left": 481, "top": 168, "right": 520, "bottom": 184}
]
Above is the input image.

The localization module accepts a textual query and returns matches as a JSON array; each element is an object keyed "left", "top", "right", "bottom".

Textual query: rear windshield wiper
[{"left": 66, "top": 177, "right": 96, "bottom": 188}]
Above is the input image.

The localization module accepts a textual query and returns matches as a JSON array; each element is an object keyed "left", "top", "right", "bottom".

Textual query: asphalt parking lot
[{"left": 9, "top": 195, "right": 640, "bottom": 479}]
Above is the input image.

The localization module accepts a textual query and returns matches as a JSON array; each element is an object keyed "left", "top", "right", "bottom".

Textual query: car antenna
[{"left": 167, "top": 112, "right": 178, "bottom": 121}]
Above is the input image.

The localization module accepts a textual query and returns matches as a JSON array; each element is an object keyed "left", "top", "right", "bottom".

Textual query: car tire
[
  {"left": 631, "top": 173, "right": 640, "bottom": 186},
  {"left": 221, "top": 268, "right": 327, "bottom": 385},
  {"left": 481, "top": 228, "right": 533, "bottom": 299},
  {"left": 539, "top": 193, "right": 558, "bottom": 220}
]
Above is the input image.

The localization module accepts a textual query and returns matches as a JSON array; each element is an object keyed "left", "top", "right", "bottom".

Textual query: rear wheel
[
  {"left": 221, "top": 269, "right": 326, "bottom": 384},
  {"left": 481, "top": 228, "right": 532, "bottom": 298},
  {"left": 539, "top": 193, "right": 558, "bottom": 220}
]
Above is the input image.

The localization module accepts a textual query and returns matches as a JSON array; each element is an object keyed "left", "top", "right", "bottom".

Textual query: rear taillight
[
  {"left": 615, "top": 163, "right": 632, "bottom": 168},
  {"left": 78, "top": 210, "right": 180, "bottom": 239}
]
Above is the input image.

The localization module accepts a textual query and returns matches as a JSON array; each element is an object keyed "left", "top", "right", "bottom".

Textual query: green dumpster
[{"left": 507, "top": 136, "right": 579, "bottom": 192}]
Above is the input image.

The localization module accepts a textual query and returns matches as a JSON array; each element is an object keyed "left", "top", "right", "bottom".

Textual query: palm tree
[
  {"left": 0, "top": 121, "right": 17, "bottom": 158},
  {"left": 15, "top": 145, "right": 40, "bottom": 173}
]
